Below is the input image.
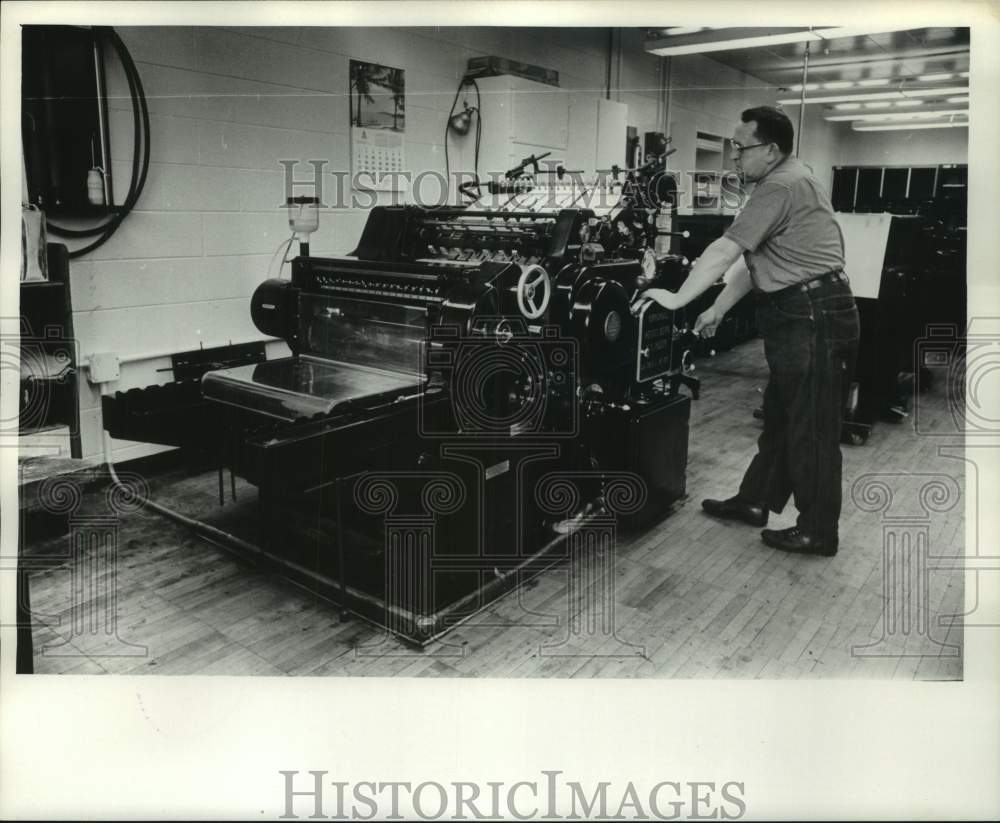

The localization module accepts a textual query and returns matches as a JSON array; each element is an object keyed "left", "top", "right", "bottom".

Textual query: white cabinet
[
  {"left": 566, "top": 97, "right": 628, "bottom": 178},
  {"left": 461, "top": 76, "right": 570, "bottom": 181}
]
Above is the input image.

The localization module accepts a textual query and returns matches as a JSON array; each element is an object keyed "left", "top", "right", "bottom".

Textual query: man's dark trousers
[{"left": 738, "top": 276, "right": 860, "bottom": 542}]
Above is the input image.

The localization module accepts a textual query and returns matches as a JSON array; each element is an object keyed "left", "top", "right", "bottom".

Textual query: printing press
[{"left": 104, "top": 171, "right": 701, "bottom": 643}]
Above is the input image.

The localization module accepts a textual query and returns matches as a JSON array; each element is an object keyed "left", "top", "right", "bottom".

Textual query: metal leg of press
[
  {"left": 228, "top": 420, "right": 238, "bottom": 502},
  {"left": 16, "top": 563, "right": 33, "bottom": 674},
  {"left": 335, "top": 477, "right": 349, "bottom": 622},
  {"left": 669, "top": 372, "right": 700, "bottom": 400},
  {"left": 259, "top": 484, "right": 274, "bottom": 552},
  {"left": 218, "top": 409, "right": 229, "bottom": 506}
]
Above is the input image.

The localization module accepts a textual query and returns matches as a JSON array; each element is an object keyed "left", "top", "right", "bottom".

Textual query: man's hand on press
[
  {"left": 632, "top": 288, "right": 682, "bottom": 312},
  {"left": 693, "top": 305, "right": 723, "bottom": 338}
]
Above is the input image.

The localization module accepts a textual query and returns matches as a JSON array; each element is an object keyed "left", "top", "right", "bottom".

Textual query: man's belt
[{"left": 757, "top": 269, "right": 849, "bottom": 302}]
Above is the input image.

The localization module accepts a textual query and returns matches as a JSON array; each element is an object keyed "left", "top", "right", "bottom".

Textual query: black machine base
[
  {"left": 240, "top": 391, "right": 693, "bottom": 645},
  {"left": 242, "top": 502, "right": 593, "bottom": 647}
]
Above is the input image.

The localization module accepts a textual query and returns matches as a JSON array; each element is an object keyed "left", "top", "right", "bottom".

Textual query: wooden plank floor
[{"left": 24, "top": 338, "right": 965, "bottom": 678}]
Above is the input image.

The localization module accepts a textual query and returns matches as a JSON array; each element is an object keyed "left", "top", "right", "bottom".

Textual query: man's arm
[
  {"left": 692, "top": 261, "right": 753, "bottom": 337},
  {"left": 636, "top": 236, "right": 744, "bottom": 311},
  {"left": 714, "top": 259, "right": 753, "bottom": 315}
]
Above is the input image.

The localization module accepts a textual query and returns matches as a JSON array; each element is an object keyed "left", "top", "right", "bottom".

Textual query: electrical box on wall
[
  {"left": 22, "top": 25, "right": 114, "bottom": 216},
  {"left": 87, "top": 352, "right": 121, "bottom": 384}
]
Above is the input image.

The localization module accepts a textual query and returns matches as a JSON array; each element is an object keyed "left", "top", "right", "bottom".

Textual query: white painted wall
[
  {"left": 796, "top": 105, "right": 847, "bottom": 190},
  {"left": 832, "top": 123, "right": 968, "bottom": 167},
  {"left": 668, "top": 53, "right": 780, "bottom": 139},
  {"left": 662, "top": 53, "right": 781, "bottom": 210}
]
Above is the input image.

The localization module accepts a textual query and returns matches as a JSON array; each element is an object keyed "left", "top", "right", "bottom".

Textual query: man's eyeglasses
[{"left": 732, "top": 142, "right": 770, "bottom": 156}]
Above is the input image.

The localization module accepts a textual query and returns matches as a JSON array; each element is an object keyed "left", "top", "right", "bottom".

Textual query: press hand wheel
[{"left": 516, "top": 264, "right": 551, "bottom": 319}]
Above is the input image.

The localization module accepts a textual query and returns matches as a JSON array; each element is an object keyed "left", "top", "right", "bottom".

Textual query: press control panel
[{"left": 635, "top": 301, "right": 677, "bottom": 382}]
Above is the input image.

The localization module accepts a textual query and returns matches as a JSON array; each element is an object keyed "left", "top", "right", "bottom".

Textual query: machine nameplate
[{"left": 636, "top": 303, "right": 676, "bottom": 382}]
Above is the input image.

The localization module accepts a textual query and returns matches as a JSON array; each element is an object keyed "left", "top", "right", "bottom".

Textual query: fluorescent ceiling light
[
  {"left": 917, "top": 73, "right": 954, "bottom": 81},
  {"left": 662, "top": 27, "right": 713, "bottom": 36},
  {"left": 864, "top": 101, "right": 892, "bottom": 108},
  {"left": 780, "top": 92, "right": 900, "bottom": 104},
  {"left": 648, "top": 31, "right": 819, "bottom": 56},
  {"left": 780, "top": 85, "right": 969, "bottom": 105},
  {"left": 853, "top": 121, "right": 969, "bottom": 131},
  {"left": 894, "top": 100, "right": 924, "bottom": 107},
  {"left": 645, "top": 25, "right": 908, "bottom": 57},
  {"left": 834, "top": 103, "right": 862, "bottom": 110},
  {"left": 904, "top": 86, "right": 969, "bottom": 97},
  {"left": 802, "top": 78, "right": 944, "bottom": 92},
  {"left": 947, "top": 95, "right": 969, "bottom": 103},
  {"left": 818, "top": 26, "right": 914, "bottom": 39},
  {"left": 825, "top": 109, "right": 969, "bottom": 122},
  {"left": 958, "top": 71, "right": 969, "bottom": 78}
]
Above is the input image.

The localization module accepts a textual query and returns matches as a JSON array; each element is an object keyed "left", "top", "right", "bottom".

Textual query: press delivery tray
[{"left": 201, "top": 356, "right": 424, "bottom": 421}]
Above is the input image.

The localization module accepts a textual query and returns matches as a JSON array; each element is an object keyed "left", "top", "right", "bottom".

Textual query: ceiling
[
  {"left": 643, "top": 27, "right": 970, "bottom": 132},
  {"left": 698, "top": 27, "right": 970, "bottom": 89}
]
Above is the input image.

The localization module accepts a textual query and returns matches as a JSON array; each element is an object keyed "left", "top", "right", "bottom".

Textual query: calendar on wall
[
  {"left": 349, "top": 59, "right": 407, "bottom": 192},
  {"left": 351, "top": 127, "right": 406, "bottom": 191}
]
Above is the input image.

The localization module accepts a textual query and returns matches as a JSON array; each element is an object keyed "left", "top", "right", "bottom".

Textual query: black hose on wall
[{"left": 45, "top": 26, "right": 151, "bottom": 259}]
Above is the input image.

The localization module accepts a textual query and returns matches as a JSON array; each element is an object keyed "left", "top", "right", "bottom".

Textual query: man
[{"left": 638, "top": 106, "right": 859, "bottom": 557}]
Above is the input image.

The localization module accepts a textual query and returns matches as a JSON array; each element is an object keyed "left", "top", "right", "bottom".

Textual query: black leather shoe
[
  {"left": 701, "top": 496, "right": 768, "bottom": 527},
  {"left": 761, "top": 527, "right": 837, "bottom": 557}
]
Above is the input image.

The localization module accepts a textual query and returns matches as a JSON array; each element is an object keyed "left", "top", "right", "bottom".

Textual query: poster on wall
[
  {"left": 835, "top": 212, "right": 892, "bottom": 299},
  {"left": 349, "top": 59, "right": 406, "bottom": 191}
]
